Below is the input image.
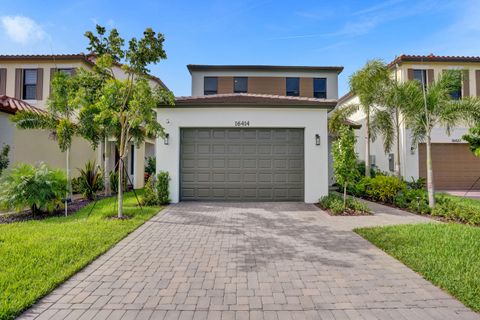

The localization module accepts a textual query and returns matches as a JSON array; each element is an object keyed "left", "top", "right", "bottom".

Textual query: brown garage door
[{"left": 419, "top": 143, "right": 480, "bottom": 190}]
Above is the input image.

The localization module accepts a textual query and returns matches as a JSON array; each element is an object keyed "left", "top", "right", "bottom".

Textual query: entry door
[{"left": 180, "top": 128, "right": 304, "bottom": 201}]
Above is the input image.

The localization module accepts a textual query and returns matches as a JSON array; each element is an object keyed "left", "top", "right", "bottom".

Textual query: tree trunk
[
  {"left": 343, "top": 183, "right": 347, "bottom": 210},
  {"left": 395, "top": 115, "right": 401, "bottom": 178},
  {"left": 104, "top": 136, "right": 111, "bottom": 196},
  {"left": 426, "top": 135, "right": 436, "bottom": 207},
  {"left": 365, "top": 108, "right": 371, "bottom": 177},
  {"left": 65, "top": 147, "right": 71, "bottom": 216},
  {"left": 117, "top": 158, "right": 124, "bottom": 219}
]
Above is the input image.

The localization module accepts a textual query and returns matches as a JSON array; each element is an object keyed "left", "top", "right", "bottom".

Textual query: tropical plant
[
  {"left": 400, "top": 70, "right": 479, "bottom": 207},
  {"left": 318, "top": 193, "right": 369, "bottom": 215},
  {"left": 0, "top": 144, "right": 10, "bottom": 175},
  {"left": 142, "top": 175, "right": 158, "bottom": 206},
  {"left": 77, "top": 161, "right": 103, "bottom": 200},
  {"left": 145, "top": 156, "right": 156, "bottom": 176},
  {"left": 110, "top": 170, "right": 119, "bottom": 193},
  {"left": 0, "top": 162, "right": 67, "bottom": 214},
  {"left": 11, "top": 71, "right": 82, "bottom": 215},
  {"left": 79, "top": 25, "right": 174, "bottom": 218},
  {"left": 332, "top": 126, "right": 359, "bottom": 209},
  {"left": 349, "top": 59, "right": 390, "bottom": 177},
  {"left": 156, "top": 171, "right": 170, "bottom": 205}
]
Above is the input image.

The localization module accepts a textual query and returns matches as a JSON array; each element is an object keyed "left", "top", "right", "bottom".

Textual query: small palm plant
[{"left": 77, "top": 161, "right": 103, "bottom": 200}]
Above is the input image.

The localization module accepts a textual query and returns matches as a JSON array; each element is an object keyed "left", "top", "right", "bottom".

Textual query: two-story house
[
  {"left": 156, "top": 64, "right": 342, "bottom": 203},
  {"left": 338, "top": 54, "right": 480, "bottom": 190},
  {"left": 0, "top": 54, "right": 168, "bottom": 188}
]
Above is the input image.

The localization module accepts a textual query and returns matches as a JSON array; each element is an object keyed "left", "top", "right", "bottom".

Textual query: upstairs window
[
  {"left": 204, "top": 77, "right": 218, "bottom": 95},
  {"left": 450, "top": 87, "right": 462, "bottom": 100},
  {"left": 23, "top": 69, "right": 37, "bottom": 100},
  {"left": 286, "top": 77, "right": 299, "bottom": 96},
  {"left": 234, "top": 77, "right": 248, "bottom": 93},
  {"left": 413, "top": 69, "right": 427, "bottom": 89},
  {"left": 313, "top": 78, "right": 327, "bottom": 98}
]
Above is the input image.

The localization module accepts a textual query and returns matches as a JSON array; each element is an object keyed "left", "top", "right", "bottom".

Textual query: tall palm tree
[
  {"left": 349, "top": 59, "right": 390, "bottom": 177},
  {"left": 401, "top": 70, "right": 477, "bottom": 207}
]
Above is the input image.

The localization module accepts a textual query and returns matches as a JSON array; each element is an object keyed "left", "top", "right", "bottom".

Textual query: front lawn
[
  {"left": 356, "top": 223, "right": 480, "bottom": 311},
  {"left": 439, "top": 193, "right": 480, "bottom": 209},
  {"left": 0, "top": 191, "right": 161, "bottom": 320}
]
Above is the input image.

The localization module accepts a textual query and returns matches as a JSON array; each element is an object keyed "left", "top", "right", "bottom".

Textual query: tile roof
[
  {"left": 171, "top": 93, "right": 337, "bottom": 108},
  {"left": 0, "top": 95, "right": 46, "bottom": 115},
  {"left": 389, "top": 54, "right": 480, "bottom": 67}
]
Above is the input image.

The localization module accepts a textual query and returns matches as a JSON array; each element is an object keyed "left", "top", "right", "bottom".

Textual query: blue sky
[{"left": 1, "top": 0, "right": 479, "bottom": 97}]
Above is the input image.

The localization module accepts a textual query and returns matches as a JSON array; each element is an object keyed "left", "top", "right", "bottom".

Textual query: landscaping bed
[
  {"left": 0, "top": 190, "right": 161, "bottom": 320},
  {"left": 348, "top": 175, "right": 480, "bottom": 226},
  {"left": 317, "top": 193, "right": 371, "bottom": 216},
  {"left": 356, "top": 223, "right": 480, "bottom": 312}
]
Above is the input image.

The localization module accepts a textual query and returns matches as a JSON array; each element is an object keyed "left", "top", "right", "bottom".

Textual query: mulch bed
[
  {"left": 0, "top": 195, "right": 108, "bottom": 224},
  {"left": 315, "top": 203, "right": 372, "bottom": 216}
]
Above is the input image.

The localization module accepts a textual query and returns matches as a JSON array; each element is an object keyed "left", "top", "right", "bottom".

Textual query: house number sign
[{"left": 234, "top": 121, "right": 250, "bottom": 127}]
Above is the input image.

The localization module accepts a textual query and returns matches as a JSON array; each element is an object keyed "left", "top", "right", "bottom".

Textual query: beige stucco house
[
  {"left": 338, "top": 54, "right": 480, "bottom": 190},
  {"left": 0, "top": 54, "right": 167, "bottom": 188}
]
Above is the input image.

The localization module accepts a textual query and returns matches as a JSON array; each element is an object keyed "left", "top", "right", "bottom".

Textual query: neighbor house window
[
  {"left": 286, "top": 77, "right": 299, "bottom": 96},
  {"left": 204, "top": 77, "right": 218, "bottom": 95},
  {"left": 313, "top": 78, "right": 327, "bottom": 98},
  {"left": 23, "top": 69, "right": 37, "bottom": 100},
  {"left": 413, "top": 69, "right": 427, "bottom": 89},
  {"left": 234, "top": 77, "right": 248, "bottom": 93},
  {"left": 58, "top": 68, "right": 74, "bottom": 76},
  {"left": 450, "top": 87, "right": 462, "bottom": 100}
]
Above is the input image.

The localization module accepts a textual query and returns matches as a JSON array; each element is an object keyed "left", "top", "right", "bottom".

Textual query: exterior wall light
[
  {"left": 164, "top": 133, "right": 170, "bottom": 145},
  {"left": 315, "top": 134, "right": 320, "bottom": 146}
]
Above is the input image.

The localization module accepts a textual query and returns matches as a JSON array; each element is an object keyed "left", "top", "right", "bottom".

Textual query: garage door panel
[
  {"left": 180, "top": 128, "right": 304, "bottom": 201},
  {"left": 419, "top": 143, "right": 480, "bottom": 190}
]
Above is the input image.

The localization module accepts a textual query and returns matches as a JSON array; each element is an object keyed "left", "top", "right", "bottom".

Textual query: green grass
[
  {"left": 0, "top": 191, "right": 161, "bottom": 320},
  {"left": 356, "top": 223, "right": 480, "bottom": 311}
]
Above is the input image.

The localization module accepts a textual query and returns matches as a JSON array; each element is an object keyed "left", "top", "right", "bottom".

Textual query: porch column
[{"left": 133, "top": 142, "right": 146, "bottom": 189}]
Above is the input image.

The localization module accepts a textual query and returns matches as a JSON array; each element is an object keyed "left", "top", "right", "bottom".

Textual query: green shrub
[
  {"left": 142, "top": 175, "right": 158, "bottom": 206},
  {"left": 0, "top": 162, "right": 67, "bottom": 214},
  {"left": 364, "top": 175, "right": 406, "bottom": 203},
  {"left": 156, "top": 171, "right": 170, "bottom": 205},
  {"left": 356, "top": 161, "right": 378, "bottom": 178},
  {"left": 394, "top": 188, "right": 431, "bottom": 214},
  {"left": 110, "top": 170, "right": 119, "bottom": 193},
  {"left": 0, "top": 144, "right": 10, "bottom": 176},
  {"left": 432, "top": 198, "right": 480, "bottom": 225},
  {"left": 406, "top": 177, "right": 426, "bottom": 190},
  {"left": 71, "top": 176, "right": 81, "bottom": 194},
  {"left": 145, "top": 157, "right": 156, "bottom": 176},
  {"left": 318, "top": 193, "right": 370, "bottom": 215},
  {"left": 77, "top": 161, "right": 103, "bottom": 200}
]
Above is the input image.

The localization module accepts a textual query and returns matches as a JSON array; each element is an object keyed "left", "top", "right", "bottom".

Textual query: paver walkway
[{"left": 20, "top": 202, "right": 478, "bottom": 320}]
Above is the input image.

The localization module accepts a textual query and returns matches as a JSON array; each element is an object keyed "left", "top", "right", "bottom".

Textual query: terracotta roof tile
[{"left": 0, "top": 96, "right": 46, "bottom": 115}]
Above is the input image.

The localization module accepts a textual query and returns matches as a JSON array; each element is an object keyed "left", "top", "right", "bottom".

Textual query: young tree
[
  {"left": 12, "top": 71, "right": 80, "bottom": 215},
  {"left": 401, "top": 70, "right": 476, "bottom": 207},
  {"left": 82, "top": 25, "right": 174, "bottom": 218},
  {"left": 349, "top": 59, "right": 390, "bottom": 177},
  {"left": 332, "top": 126, "right": 358, "bottom": 209}
]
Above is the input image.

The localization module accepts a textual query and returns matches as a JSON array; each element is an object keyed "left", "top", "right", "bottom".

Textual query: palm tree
[
  {"left": 400, "top": 70, "right": 478, "bottom": 207},
  {"left": 349, "top": 59, "right": 390, "bottom": 177}
]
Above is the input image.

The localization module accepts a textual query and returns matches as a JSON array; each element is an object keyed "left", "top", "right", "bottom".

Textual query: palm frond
[{"left": 11, "top": 111, "right": 56, "bottom": 130}]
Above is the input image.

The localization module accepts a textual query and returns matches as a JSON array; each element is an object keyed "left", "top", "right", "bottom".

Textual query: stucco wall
[
  {"left": 156, "top": 107, "right": 329, "bottom": 203},
  {"left": 0, "top": 112, "right": 96, "bottom": 175}
]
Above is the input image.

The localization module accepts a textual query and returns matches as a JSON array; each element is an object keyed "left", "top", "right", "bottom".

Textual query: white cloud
[{"left": 0, "top": 15, "right": 46, "bottom": 45}]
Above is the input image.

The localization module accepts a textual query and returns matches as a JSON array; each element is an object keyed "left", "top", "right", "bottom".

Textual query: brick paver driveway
[{"left": 21, "top": 202, "right": 478, "bottom": 320}]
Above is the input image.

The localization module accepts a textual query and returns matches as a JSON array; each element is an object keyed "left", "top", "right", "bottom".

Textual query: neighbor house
[
  {"left": 338, "top": 54, "right": 480, "bottom": 190},
  {"left": 156, "top": 64, "right": 342, "bottom": 203},
  {"left": 0, "top": 54, "right": 167, "bottom": 188}
]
